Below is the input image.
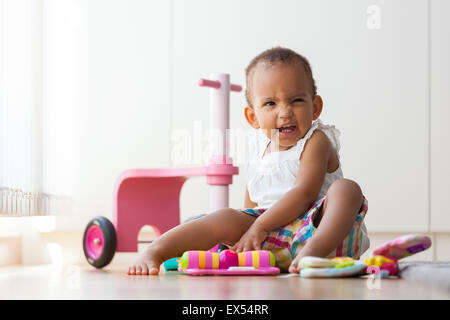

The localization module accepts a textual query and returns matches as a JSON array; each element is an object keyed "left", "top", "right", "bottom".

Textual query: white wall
[
  {"left": 431, "top": 0, "right": 450, "bottom": 231},
  {"left": 43, "top": 0, "right": 172, "bottom": 228},
  {"left": 39, "top": 0, "right": 450, "bottom": 252},
  {"left": 172, "top": 0, "right": 430, "bottom": 233}
]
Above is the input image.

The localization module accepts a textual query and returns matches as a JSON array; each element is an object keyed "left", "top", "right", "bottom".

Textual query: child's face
[{"left": 244, "top": 62, "right": 322, "bottom": 151}]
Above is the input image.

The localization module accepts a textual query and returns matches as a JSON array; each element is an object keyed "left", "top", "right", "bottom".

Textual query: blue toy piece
[{"left": 163, "top": 257, "right": 180, "bottom": 271}]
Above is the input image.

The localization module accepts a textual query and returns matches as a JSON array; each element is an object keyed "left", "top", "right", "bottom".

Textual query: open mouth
[{"left": 278, "top": 125, "right": 297, "bottom": 133}]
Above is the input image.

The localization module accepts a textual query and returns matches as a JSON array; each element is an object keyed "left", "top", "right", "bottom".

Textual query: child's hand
[{"left": 231, "top": 223, "right": 268, "bottom": 252}]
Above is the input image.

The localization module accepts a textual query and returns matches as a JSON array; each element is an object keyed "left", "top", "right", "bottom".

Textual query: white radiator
[{"left": 0, "top": 187, "right": 65, "bottom": 216}]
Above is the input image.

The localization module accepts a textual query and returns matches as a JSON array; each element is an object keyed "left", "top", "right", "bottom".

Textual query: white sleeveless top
[{"left": 245, "top": 119, "right": 344, "bottom": 209}]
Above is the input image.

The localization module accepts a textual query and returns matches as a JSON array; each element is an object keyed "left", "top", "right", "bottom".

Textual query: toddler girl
[{"left": 128, "top": 47, "right": 369, "bottom": 275}]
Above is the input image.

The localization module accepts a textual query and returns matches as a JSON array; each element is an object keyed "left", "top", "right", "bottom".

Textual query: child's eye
[
  {"left": 293, "top": 98, "right": 304, "bottom": 103},
  {"left": 263, "top": 101, "right": 275, "bottom": 107}
]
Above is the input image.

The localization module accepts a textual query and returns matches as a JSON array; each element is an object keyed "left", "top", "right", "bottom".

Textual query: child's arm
[
  {"left": 232, "top": 130, "right": 332, "bottom": 252},
  {"left": 244, "top": 185, "right": 258, "bottom": 209},
  {"left": 255, "top": 130, "right": 331, "bottom": 230}
]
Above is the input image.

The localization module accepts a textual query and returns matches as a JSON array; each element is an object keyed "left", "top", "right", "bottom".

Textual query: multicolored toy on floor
[
  {"left": 372, "top": 234, "right": 432, "bottom": 259},
  {"left": 364, "top": 255, "right": 398, "bottom": 278},
  {"left": 298, "top": 256, "right": 367, "bottom": 278},
  {"left": 364, "top": 234, "right": 432, "bottom": 278},
  {"left": 165, "top": 234, "right": 432, "bottom": 277},
  {"left": 177, "top": 249, "right": 280, "bottom": 275},
  {"left": 297, "top": 234, "right": 432, "bottom": 278}
]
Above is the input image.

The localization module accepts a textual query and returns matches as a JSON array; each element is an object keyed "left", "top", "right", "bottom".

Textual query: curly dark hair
[{"left": 245, "top": 46, "right": 317, "bottom": 106}]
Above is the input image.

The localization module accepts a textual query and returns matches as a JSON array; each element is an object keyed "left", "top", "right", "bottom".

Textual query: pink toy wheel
[{"left": 83, "top": 216, "right": 117, "bottom": 268}]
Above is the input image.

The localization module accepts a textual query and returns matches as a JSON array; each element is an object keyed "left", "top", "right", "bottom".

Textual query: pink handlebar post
[
  {"left": 199, "top": 78, "right": 242, "bottom": 92},
  {"left": 198, "top": 78, "right": 221, "bottom": 89},
  {"left": 230, "top": 84, "right": 242, "bottom": 92},
  {"left": 198, "top": 73, "right": 241, "bottom": 212}
]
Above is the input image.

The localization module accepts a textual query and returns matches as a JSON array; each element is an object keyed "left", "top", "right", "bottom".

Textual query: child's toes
[
  {"left": 127, "top": 266, "right": 136, "bottom": 275},
  {"left": 148, "top": 266, "right": 159, "bottom": 275},
  {"left": 135, "top": 266, "right": 142, "bottom": 275},
  {"left": 288, "top": 265, "right": 298, "bottom": 274},
  {"left": 135, "top": 263, "right": 159, "bottom": 275},
  {"left": 140, "top": 264, "right": 149, "bottom": 275},
  {"left": 288, "top": 262, "right": 300, "bottom": 274}
]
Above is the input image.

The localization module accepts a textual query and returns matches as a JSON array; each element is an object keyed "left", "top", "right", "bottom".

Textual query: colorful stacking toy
[{"left": 177, "top": 249, "right": 280, "bottom": 275}]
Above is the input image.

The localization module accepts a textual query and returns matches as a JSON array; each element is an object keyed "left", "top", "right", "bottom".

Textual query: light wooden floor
[{"left": 1, "top": 260, "right": 450, "bottom": 300}]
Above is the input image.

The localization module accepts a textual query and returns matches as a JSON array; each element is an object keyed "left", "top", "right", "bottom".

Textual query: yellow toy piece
[
  {"left": 364, "top": 255, "right": 394, "bottom": 267},
  {"left": 332, "top": 257, "right": 354, "bottom": 268}
]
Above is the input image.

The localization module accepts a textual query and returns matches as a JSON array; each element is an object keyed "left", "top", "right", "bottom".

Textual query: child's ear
[
  {"left": 312, "top": 95, "right": 323, "bottom": 120},
  {"left": 244, "top": 106, "right": 260, "bottom": 129}
]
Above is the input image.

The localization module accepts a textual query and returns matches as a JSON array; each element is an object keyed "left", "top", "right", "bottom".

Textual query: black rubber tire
[{"left": 83, "top": 216, "right": 117, "bottom": 269}]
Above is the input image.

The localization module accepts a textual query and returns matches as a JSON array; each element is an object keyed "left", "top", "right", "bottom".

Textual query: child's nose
[{"left": 278, "top": 104, "right": 294, "bottom": 117}]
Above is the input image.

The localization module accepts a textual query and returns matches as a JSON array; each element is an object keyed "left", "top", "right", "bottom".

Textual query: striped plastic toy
[{"left": 178, "top": 249, "right": 280, "bottom": 275}]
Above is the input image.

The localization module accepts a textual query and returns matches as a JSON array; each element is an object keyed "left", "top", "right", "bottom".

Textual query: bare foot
[
  {"left": 127, "top": 247, "right": 165, "bottom": 276},
  {"left": 289, "top": 245, "right": 322, "bottom": 274},
  {"left": 288, "top": 254, "right": 302, "bottom": 274}
]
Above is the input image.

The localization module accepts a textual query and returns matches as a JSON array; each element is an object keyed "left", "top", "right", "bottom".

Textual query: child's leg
[
  {"left": 128, "top": 208, "right": 256, "bottom": 275},
  {"left": 289, "top": 179, "right": 364, "bottom": 273}
]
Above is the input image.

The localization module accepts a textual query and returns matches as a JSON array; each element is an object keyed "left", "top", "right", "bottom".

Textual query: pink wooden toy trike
[{"left": 83, "top": 74, "right": 241, "bottom": 268}]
